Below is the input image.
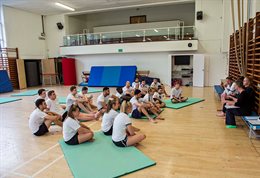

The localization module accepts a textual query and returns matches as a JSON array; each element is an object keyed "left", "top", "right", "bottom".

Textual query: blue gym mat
[
  {"left": 0, "top": 70, "right": 13, "bottom": 93},
  {"left": 88, "top": 66, "right": 137, "bottom": 87},
  {"left": 0, "top": 97, "right": 22, "bottom": 104},
  {"left": 59, "top": 131, "right": 156, "bottom": 178},
  {"left": 11, "top": 90, "right": 39, "bottom": 96}
]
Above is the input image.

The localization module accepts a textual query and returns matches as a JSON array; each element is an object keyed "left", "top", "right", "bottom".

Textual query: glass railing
[{"left": 63, "top": 26, "right": 196, "bottom": 46}]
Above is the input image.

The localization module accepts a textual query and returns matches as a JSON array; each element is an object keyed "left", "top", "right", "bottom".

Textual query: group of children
[
  {"left": 216, "top": 76, "right": 255, "bottom": 127},
  {"left": 29, "top": 78, "right": 188, "bottom": 147}
]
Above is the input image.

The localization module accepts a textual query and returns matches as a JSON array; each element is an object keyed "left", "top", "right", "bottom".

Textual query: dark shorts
[
  {"left": 103, "top": 126, "right": 113, "bottom": 136},
  {"left": 65, "top": 132, "right": 79, "bottom": 145},
  {"left": 131, "top": 108, "right": 144, "bottom": 118},
  {"left": 34, "top": 123, "right": 49, "bottom": 136},
  {"left": 113, "top": 136, "right": 128, "bottom": 147}
]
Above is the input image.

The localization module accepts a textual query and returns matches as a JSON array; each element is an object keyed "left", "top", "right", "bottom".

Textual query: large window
[{"left": 0, "top": 4, "right": 6, "bottom": 48}]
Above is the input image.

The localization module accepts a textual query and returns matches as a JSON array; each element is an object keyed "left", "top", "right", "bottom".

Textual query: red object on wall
[{"left": 62, "top": 58, "right": 77, "bottom": 85}]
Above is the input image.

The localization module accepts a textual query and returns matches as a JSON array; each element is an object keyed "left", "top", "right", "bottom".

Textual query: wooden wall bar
[{"left": 229, "top": 12, "right": 260, "bottom": 113}]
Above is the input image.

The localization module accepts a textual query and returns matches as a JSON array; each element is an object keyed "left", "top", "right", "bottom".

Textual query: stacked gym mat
[
  {"left": 0, "top": 70, "right": 13, "bottom": 93},
  {"left": 88, "top": 66, "right": 137, "bottom": 87}
]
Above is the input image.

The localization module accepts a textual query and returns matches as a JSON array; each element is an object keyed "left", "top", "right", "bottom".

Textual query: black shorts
[
  {"left": 103, "top": 126, "right": 113, "bottom": 136},
  {"left": 113, "top": 136, "right": 128, "bottom": 147},
  {"left": 131, "top": 108, "right": 144, "bottom": 118},
  {"left": 65, "top": 132, "right": 79, "bottom": 145},
  {"left": 34, "top": 123, "right": 49, "bottom": 136}
]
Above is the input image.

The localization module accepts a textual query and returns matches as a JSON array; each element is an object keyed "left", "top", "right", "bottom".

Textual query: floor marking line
[
  {"left": 31, "top": 155, "right": 64, "bottom": 177},
  {"left": 1, "top": 143, "right": 59, "bottom": 178}
]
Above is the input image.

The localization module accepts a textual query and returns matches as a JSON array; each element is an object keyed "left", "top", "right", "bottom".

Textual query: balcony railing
[{"left": 63, "top": 26, "right": 196, "bottom": 47}]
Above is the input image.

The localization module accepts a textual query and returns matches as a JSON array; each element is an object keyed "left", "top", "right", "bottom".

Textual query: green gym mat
[
  {"left": 59, "top": 131, "right": 156, "bottom": 178},
  {"left": 11, "top": 90, "right": 39, "bottom": 96},
  {"left": 58, "top": 97, "right": 66, "bottom": 104},
  {"left": 77, "top": 87, "right": 102, "bottom": 93},
  {"left": 164, "top": 98, "right": 204, "bottom": 109},
  {"left": 0, "top": 97, "right": 22, "bottom": 104}
]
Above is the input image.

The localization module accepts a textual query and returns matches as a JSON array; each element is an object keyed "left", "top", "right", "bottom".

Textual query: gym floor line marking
[
  {"left": 1, "top": 143, "right": 59, "bottom": 178},
  {"left": 31, "top": 155, "right": 64, "bottom": 177}
]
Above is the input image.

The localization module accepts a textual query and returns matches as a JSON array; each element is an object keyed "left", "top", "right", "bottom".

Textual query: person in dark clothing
[{"left": 225, "top": 80, "right": 255, "bottom": 127}]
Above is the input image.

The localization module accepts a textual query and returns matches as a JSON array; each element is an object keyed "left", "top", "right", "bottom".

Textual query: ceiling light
[
  {"left": 147, "top": 38, "right": 152, "bottom": 41},
  {"left": 154, "top": 29, "right": 158, "bottom": 32},
  {"left": 136, "top": 34, "right": 140, "bottom": 37},
  {"left": 163, "top": 36, "right": 167, "bottom": 39},
  {"left": 55, "top": 2, "right": 75, "bottom": 11}
]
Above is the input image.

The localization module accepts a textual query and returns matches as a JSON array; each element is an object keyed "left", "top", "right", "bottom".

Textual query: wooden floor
[{"left": 1, "top": 86, "right": 260, "bottom": 178}]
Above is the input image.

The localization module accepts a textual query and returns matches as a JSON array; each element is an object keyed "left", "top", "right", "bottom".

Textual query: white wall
[
  {"left": 195, "top": 0, "right": 228, "bottom": 86},
  {"left": 67, "top": 15, "right": 87, "bottom": 34},
  {"left": 3, "top": 6, "right": 46, "bottom": 59},
  {"left": 84, "top": 3, "right": 195, "bottom": 32},
  {"left": 45, "top": 14, "right": 67, "bottom": 58},
  {"left": 75, "top": 52, "right": 172, "bottom": 86}
]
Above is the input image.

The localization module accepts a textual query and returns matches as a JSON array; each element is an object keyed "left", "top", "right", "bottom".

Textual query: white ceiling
[{"left": 1, "top": 0, "right": 194, "bottom": 15}]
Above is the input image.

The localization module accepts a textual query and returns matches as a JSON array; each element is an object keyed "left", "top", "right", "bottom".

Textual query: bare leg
[
  {"left": 44, "top": 119, "right": 53, "bottom": 128},
  {"left": 127, "top": 134, "right": 146, "bottom": 146},
  {"left": 181, "top": 97, "right": 188, "bottom": 102},
  {"left": 78, "top": 132, "right": 94, "bottom": 144},
  {"left": 139, "top": 106, "right": 157, "bottom": 123},
  {"left": 149, "top": 107, "right": 164, "bottom": 120},
  {"left": 77, "top": 102, "right": 90, "bottom": 114},
  {"left": 132, "top": 126, "right": 140, "bottom": 132},
  {"left": 78, "top": 112, "right": 96, "bottom": 121},
  {"left": 171, "top": 98, "right": 179, "bottom": 103}
]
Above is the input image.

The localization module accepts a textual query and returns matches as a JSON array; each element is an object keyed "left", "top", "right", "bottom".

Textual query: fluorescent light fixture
[
  {"left": 147, "top": 38, "right": 152, "bottom": 41},
  {"left": 55, "top": 2, "right": 75, "bottom": 11},
  {"left": 163, "top": 36, "right": 167, "bottom": 39},
  {"left": 154, "top": 29, "right": 158, "bottom": 32},
  {"left": 136, "top": 34, "right": 140, "bottom": 37}
]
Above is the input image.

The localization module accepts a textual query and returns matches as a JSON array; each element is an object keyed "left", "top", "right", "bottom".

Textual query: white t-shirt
[
  {"left": 143, "top": 93, "right": 154, "bottom": 103},
  {"left": 150, "top": 82, "right": 161, "bottom": 89},
  {"left": 171, "top": 87, "right": 182, "bottom": 99},
  {"left": 101, "top": 109, "right": 119, "bottom": 132},
  {"left": 112, "top": 112, "right": 132, "bottom": 142},
  {"left": 132, "top": 82, "right": 140, "bottom": 88},
  {"left": 34, "top": 96, "right": 48, "bottom": 103},
  {"left": 139, "top": 84, "right": 149, "bottom": 92},
  {"left": 153, "top": 92, "right": 164, "bottom": 100},
  {"left": 63, "top": 117, "right": 80, "bottom": 142},
  {"left": 122, "top": 86, "right": 133, "bottom": 95},
  {"left": 46, "top": 99, "right": 65, "bottom": 115},
  {"left": 29, "top": 108, "right": 48, "bottom": 134},
  {"left": 66, "top": 93, "right": 77, "bottom": 111},
  {"left": 97, "top": 94, "right": 110, "bottom": 110},
  {"left": 115, "top": 92, "right": 122, "bottom": 98},
  {"left": 224, "top": 82, "right": 236, "bottom": 95},
  {"left": 130, "top": 96, "right": 140, "bottom": 111}
]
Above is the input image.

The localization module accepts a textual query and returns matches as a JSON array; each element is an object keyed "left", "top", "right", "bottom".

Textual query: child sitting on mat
[
  {"left": 170, "top": 82, "right": 188, "bottom": 103},
  {"left": 29, "top": 99, "right": 62, "bottom": 136},
  {"left": 152, "top": 86, "right": 166, "bottom": 108},
  {"left": 66, "top": 86, "right": 101, "bottom": 121},
  {"left": 123, "top": 81, "right": 134, "bottom": 96},
  {"left": 101, "top": 97, "right": 120, "bottom": 136},
  {"left": 78, "top": 87, "right": 97, "bottom": 111},
  {"left": 34, "top": 88, "right": 47, "bottom": 103},
  {"left": 112, "top": 101, "right": 145, "bottom": 147},
  {"left": 130, "top": 89, "right": 163, "bottom": 123},
  {"left": 63, "top": 105, "right": 94, "bottom": 145},
  {"left": 132, "top": 77, "right": 140, "bottom": 88}
]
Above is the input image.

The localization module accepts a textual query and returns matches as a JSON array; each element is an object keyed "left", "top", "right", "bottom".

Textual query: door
[
  {"left": 193, "top": 54, "right": 205, "bottom": 87},
  {"left": 25, "top": 61, "right": 40, "bottom": 87}
]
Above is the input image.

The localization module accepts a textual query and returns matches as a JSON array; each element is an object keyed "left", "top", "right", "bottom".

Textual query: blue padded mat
[
  {"left": 214, "top": 85, "right": 224, "bottom": 94},
  {"left": 0, "top": 70, "right": 13, "bottom": 93},
  {"left": 88, "top": 66, "right": 137, "bottom": 87}
]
